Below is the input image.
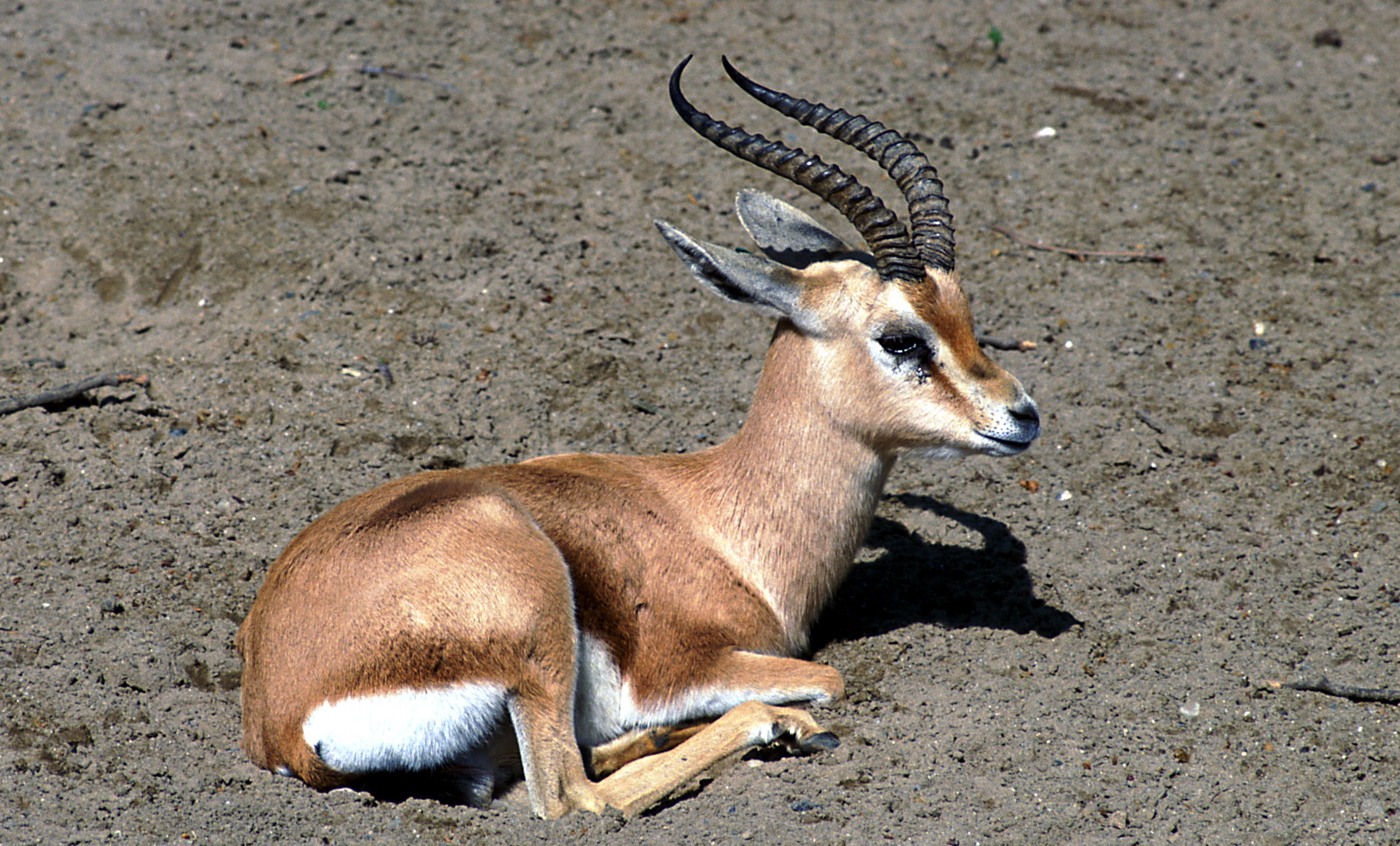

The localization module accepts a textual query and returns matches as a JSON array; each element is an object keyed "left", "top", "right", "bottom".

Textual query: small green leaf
[
  {"left": 315, "top": 99, "right": 330, "bottom": 110},
  {"left": 988, "top": 26, "right": 1004, "bottom": 47}
]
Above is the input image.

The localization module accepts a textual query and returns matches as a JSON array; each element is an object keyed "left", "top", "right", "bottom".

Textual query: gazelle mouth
[{"left": 978, "top": 432, "right": 1036, "bottom": 454}]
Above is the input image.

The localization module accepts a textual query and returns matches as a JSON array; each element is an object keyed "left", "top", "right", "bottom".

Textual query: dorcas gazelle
[{"left": 237, "top": 56, "right": 1040, "bottom": 818}]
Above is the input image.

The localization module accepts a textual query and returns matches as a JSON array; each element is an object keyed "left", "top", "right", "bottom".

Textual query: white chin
[
  {"left": 980, "top": 439, "right": 1032, "bottom": 457},
  {"left": 904, "top": 444, "right": 977, "bottom": 461}
]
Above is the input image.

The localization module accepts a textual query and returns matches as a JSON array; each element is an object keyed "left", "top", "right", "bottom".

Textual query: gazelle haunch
[{"left": 236, "top": 56, "right": 1039, "bottom": 819}]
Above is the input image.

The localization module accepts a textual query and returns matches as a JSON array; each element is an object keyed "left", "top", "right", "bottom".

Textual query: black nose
[{"left": 1010, "top": 402, "right": 1040, "bottom": 428}]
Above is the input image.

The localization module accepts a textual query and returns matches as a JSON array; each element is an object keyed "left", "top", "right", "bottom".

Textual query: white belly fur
[{"left": 572, "top": 633, "right": 831, "bottom": 748}]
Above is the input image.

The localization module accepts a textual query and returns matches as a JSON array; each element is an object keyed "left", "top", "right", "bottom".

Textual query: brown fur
[{"left": 237, "top": 202, "right": 1035, "bottom": 819}]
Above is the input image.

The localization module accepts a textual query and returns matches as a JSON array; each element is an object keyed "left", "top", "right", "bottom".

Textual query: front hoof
[{"left": 796, "top": 731, "right": 840, "bottom": 753}]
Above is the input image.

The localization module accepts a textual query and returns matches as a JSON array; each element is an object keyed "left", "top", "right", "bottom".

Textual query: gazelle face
[
  {"left": 665, "top": 58, "right": 1039, "bottom": 461},
  {"left": 798, "top": 260, "right": 1039, "bottom": 458}
]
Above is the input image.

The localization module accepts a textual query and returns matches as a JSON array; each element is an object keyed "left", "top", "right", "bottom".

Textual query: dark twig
[
  {"left": 0, "top": 373, "right": 149, "bottom": 416},
  {"left": 1135, "top": 409, "right": 1166, "bottom": 434},
  {"left": 285, "top": 64, "right": 461, "bottom": 94},
  {"left": 351, "top": 64, "right": 461, "bottom": 94},
  {"left": 976, "top": 334, "right": 1037, "bottom": 351},
  {"left": 1285, "top": 676, "right": 1400, "bottom": 705},
  {"left": 987, "top": 224, "right": 1166, "bottom": 263}
]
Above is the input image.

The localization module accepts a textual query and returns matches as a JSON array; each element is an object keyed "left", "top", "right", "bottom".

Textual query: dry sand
[{"left": 2, "top": 1, "right": 1398, "bottom": 843}]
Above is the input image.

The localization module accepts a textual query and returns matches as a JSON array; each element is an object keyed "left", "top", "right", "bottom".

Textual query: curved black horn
[
  {"left": 669, "top": 56, "right": 925, "bottom": 284},
  {"left": 722, "top": 56, "right": 955, "bottom": 273}
]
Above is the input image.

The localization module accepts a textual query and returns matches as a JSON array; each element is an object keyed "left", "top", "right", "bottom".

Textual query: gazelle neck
[{"left": 679, "top": 322, "right": 896, "bottom": 652}]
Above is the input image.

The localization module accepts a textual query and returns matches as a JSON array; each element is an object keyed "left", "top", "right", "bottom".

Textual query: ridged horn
[
  {"left": 721, "top": 56, "right": 956, "bottom": 273},
  {"left": 669, "top": 55, "right": 925, "bottom": 285}
]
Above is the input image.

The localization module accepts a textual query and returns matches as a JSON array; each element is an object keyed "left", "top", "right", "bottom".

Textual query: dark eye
[{"left": 877, "top": 333, "right": 927, "bottom": 357}]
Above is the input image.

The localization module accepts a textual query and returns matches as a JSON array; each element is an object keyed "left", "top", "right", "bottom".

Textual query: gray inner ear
[
  {"left": 654, "top": 219, "right": 823, "bottom": 335},
  {"left": 734, "top": 189, "right": 853, "bottom": 268}
]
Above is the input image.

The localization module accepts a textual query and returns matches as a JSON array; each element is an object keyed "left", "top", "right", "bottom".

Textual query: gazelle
[{"left": 236, "top": 56, "right": 1039, "bottom": 819}]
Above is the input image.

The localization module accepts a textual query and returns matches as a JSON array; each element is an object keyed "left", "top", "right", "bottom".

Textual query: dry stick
[
  {"left": 284, "top": 65, "right": 332, "bottom": 85},
  {"left": 987, "top": 224, "right": 1166, "bottom": 263},
  {"left": 0, "top": 374, "right": 149, "bottom": 416},
  {"left": 1285, "top": 676, "right": 1400, "bottom": 705},
  {"left": 1135, "top": 409, "right": 1166, "bottom": 434},
  {"left": 285, "top": 64, "right": 461, "bottom": 94},
  {"left": 976, "top": 334, "right": 1037, "bottom": 352}
]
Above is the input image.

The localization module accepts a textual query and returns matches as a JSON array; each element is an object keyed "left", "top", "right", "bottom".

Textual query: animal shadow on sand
[{"left": 813, "top": 493, "right": 1081, "bottom": 649}]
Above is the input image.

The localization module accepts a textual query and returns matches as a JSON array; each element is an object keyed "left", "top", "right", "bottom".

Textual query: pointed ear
[
  {"left": 655, "top": 220, "right": 823, "bottom": 334},
  {"left": 734, "top": 189, "right": 853, "bottom": 268}
]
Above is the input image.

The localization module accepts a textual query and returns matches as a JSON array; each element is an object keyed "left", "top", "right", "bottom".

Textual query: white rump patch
[{"left": 303, "top": 681, "right": 507, "bottom": 774}]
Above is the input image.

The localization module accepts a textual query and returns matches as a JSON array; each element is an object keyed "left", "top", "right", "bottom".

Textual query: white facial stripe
[
  {"left": 303, "top": 681, "right": 507, "bottom": 774},
  {"left": 875, "top": 286, "right": 938, "bottom": 357},
  {"left": 882, "top": 286, "right": 923, "bottom": 325}
]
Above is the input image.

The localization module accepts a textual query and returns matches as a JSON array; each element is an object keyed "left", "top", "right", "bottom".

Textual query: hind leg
[
  {"left": 502, "top": 584, "right": 604, "bottom": 818},
  {"left": 480, "top": 509, "right": 605, "bottom": 818},
  {"left": 508, "top": 690, "right": 605, "bottom": 818},
  {"left": 276, "top": 483, "right": 604, "bottom": 817}
]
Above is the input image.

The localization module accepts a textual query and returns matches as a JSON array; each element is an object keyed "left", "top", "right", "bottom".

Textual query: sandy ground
[{"left": 3, "top": 1, "right": 1399, "bottom": 843}]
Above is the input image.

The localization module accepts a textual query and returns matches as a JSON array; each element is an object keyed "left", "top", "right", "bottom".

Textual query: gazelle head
[{"left": 659, "top": 57, "right": 1039, "bottom": 458}]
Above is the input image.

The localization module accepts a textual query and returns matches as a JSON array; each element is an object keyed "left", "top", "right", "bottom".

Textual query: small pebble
[{"left": 1312, "top": 28, "right": 1343, "bottom": 48}]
